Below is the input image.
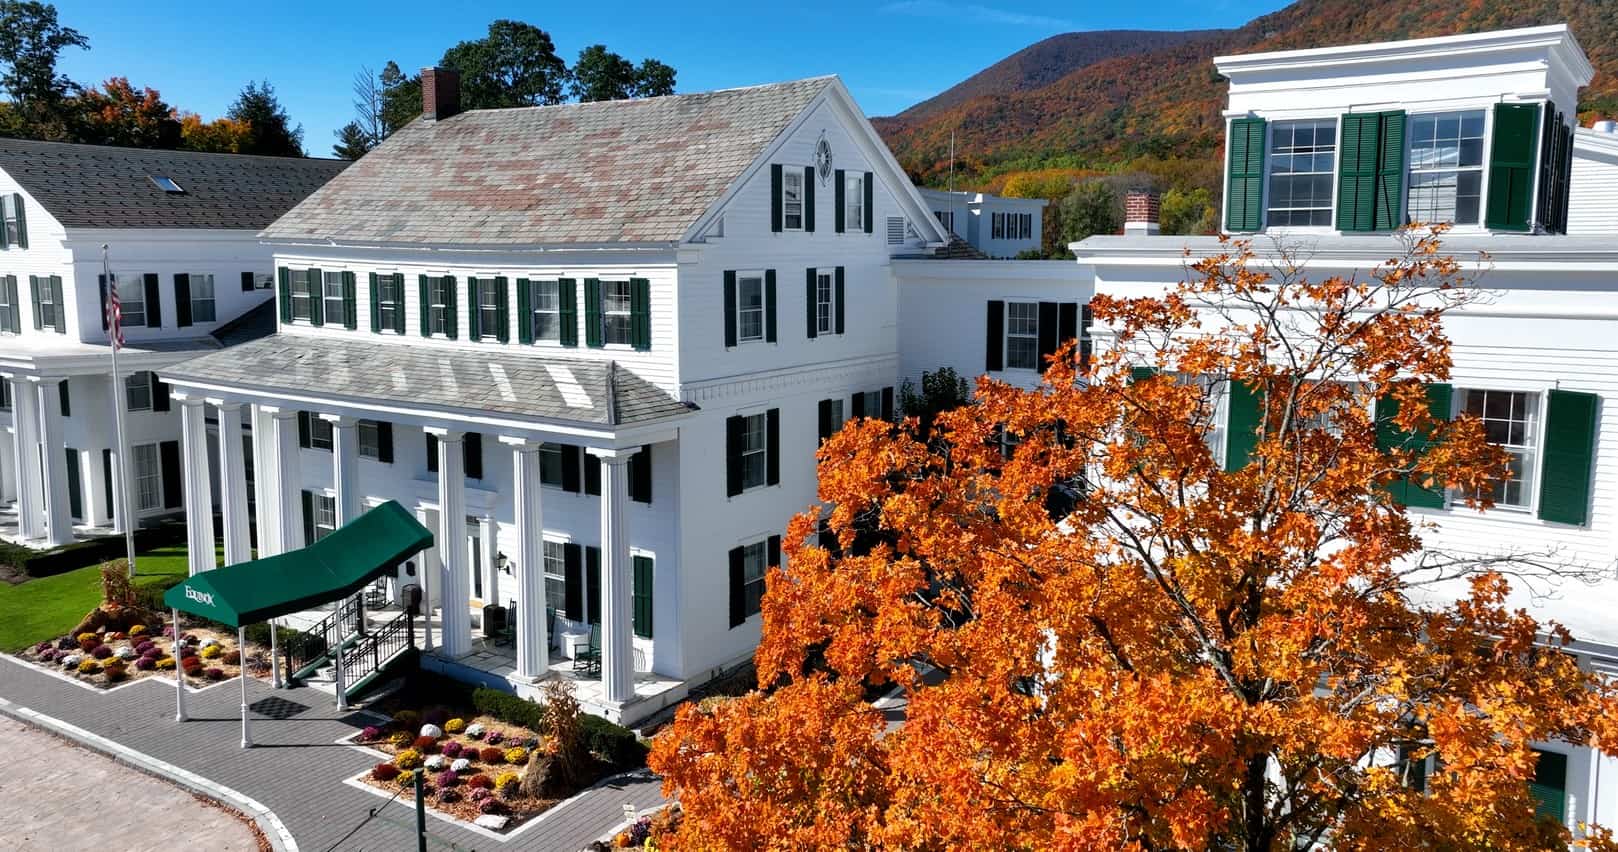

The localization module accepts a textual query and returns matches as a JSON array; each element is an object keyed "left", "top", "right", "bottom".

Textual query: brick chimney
[
  {"left": 421, "top": 67, "right": 461, "bottom": 121},
  {"left": 1124, "top": 190, "right": 1160, "bottom": 236}
]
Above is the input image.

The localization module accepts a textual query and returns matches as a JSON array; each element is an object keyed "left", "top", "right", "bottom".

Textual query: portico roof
[{"left": 159, "top": 334, "right": 692, "bottom": 426}]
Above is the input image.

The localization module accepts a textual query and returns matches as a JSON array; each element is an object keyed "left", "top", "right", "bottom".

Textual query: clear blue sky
[{"left": 51, "top": 0, "right": 1288, "bottom": 157}]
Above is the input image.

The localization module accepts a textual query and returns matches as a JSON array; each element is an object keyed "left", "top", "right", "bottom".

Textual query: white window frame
[
  {"left": 825, "top": 398, "right": 844, "bottom": 434},
  {"left": 601, "top": 279, "right": 632, "bottom": 346},
  {"left": 530, "top": 279, "right": 560, "bottom": 343},
  {"left": 289, "top": 270, "right": 314, "bottom": 322},
  {"left": 1405, "top": 109, "right": 1488, "bottom": 228},
  {"left": 859, "top": 390, "right": 882, "bottom": 420},
  {"left": 132, "top": 442, "right": 161, "bottom": 512},
  {"left": 781, "top": 169, "right": 804, "bottom": 231},
  {"left": 37, "top": 279, "right": 57, "bottom": 330},
  {"left": 991, "top": 212, "right": 1005, "bottom": 240},
  {"left": 189, "top": 273, "right": 216, "bottom": 323},
  {"left": 815, "top": 269, "right": 835, "bottom": 336},
  {"left": 1004, "top": 301, "right": 1040, "bottom": 371},
  {"left": 740, "top": 412, "right": 768, "bottom": 491},
  {"left": 1264, "top": 118, "right": 1340, "bottom": 229},
  {"left": 312, "top": 491, "right": 337, "bottom": 541},
  {"left": 543, "top": 539, "right": 567, "bottom": 615},
  {"left": 322, "top": 272, "right": 345, "bottom": 327},
  {"left": 845, "top": 173, "right": 864, "bottom": 231},
  {"left": 736, "top": 272, "right": 765, "bottom": 344},
  {"left": 117, "top": 275, "right": 147, "bottom": 327},
  {"left": 428, "top": 276, "right": 451, "bottom": 336},
  {"left": 376, "top": 274, "right": 401, "bottom": 333},
  {"left": 477, "top": 280, "right": 501, "bottom": 340},
  {"left": 357, "top": 420, "right": 382, "bottom": 460},
  {"left": 1450, "top": 387, "right": 1542, "bottom": 512},
  {"left": 310, "top": 416, "right": 334, "bottom": 452},
  {"left": 2, "top": 194, "right": 20, "bottom": 246},
  {"left": 0, "top": 279, "right": 13, "bottom": 334},
  {"left": 740, "top": 538, "right": 768, "bottom": 620},
  {"left": 125, "top": 371, "right": 153, "bottom": 412},
  {"left": 254, "top": 273, "right": 274, "bottom": 290}
]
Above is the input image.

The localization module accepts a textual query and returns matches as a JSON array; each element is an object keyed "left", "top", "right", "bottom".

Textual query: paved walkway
[
  {"left": 0, "top": 714, "right": 262, "bottom": 851},
  {"left": 0, "top": 656, "right": 666, "bottom": 851}
]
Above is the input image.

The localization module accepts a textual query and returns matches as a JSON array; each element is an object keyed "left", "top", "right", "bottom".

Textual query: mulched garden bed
[{"left": 15, "top": 612, "right": 271, "bottom": 689}]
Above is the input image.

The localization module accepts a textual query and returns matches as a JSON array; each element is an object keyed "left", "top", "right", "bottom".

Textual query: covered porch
[{"left": 160, "top": 335, "right": 692, "bottom": 724}]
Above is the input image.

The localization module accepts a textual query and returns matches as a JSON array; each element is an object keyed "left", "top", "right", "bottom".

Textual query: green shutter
[
  {"left": 466, "top": 277, "right": 481, "bottom": 340},
  {"left": 803, "top": 166, "right": 816, "bottom": 232},
  {"left": 369, "top": 272, "right": 381, "bottom": 332},
  {"left": 28, "top": 275, "right": 40, "bottom": 329},
  {"left": 1529, "top": 750, "right": 1567, "bottom": 825},
  {"left": 1537, "top": 389, "right": 1597, "bottom": 525},
  {"left": 1486, "top": 103, "right": 1540, "bottom": 232},
  {"left": 278, "top": 268, "right": 292, "bottom": 324},
  {"left": 419, "top": 275, "right": 431, "bottom": 337},
  {"left": 1224, "top": 117, "right": 1267, "bottom": 232},
  {"left": 307, "top": 268, "right": 323, "bottom": 326},
  {"left": 834, "top": 169, "right": 845, "bottom": 233},
  {"left": 392, "top": 274, "right": 406, "bottom": 334},
  {"left": 495, "top": 276, "right": 509, "bottom": 343},
  {"left": 1224, "top": 380, "right": 1263, "bottom": 471},
  {"left": 558, "top": 278, "right": 577, "bottom": 347},
  {"left": 583, "top": 278, "right": 602, "bottom": 348},
  {"left": 630, "top": 277, "right": 650, "bottom": 351},
  {"left": 1337, "top": 113, "right": 1380, "bottom": 232},
  {"left": 443, "top": 276, "right": 457, "bottom": 339},
  {"left": 1375, "top": 383, "right": 1451, "bottom": 508},
  {"left": 49, "top": 276, "right": 62, "bottom": 332},
  {"left": 805, "top": 267, "right": 817, "bottom": 339},
  {"left": 342, "top": 271, "right": 357, "bottom": 329},
  {"left": 770, "top": 164, "right": 783, "bottom": 232},
  {"left": 12, "top": 192, "right": 25, "bottom": 248},
  {"left": 863, "top": 172, "right": 874, "bottom": 234},
  {"left": 723, "top": 271, "right": 737, "bottom": 348},
  {"left": 1374, "top": 111, "right": 1406, "bottom": 231},
  {"left": 764, "top": 269, "right": 777, "bottom": 343},
  {"left": 632, "top": 555, "right": 653, "bottom": 639},
  {"left": 516, "top": 278, "right": 533, "bottom": 344},
  {"left": 1130, "top": 366, "right": 1158, "bottom": 383}
]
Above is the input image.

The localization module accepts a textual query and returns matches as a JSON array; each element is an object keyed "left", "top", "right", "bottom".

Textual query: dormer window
[{"left": 149, "top": 175, "right": 184, "bottom": 194}]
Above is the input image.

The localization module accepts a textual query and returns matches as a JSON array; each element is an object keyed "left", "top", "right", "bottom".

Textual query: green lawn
[{"left": 0, "top": 545, "right": 192, "bottom": 652}]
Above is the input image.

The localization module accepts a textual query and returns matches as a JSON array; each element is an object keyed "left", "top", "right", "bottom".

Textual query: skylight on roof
[{"left": 149, "top": 175, "right": 184, "bottom": 194}]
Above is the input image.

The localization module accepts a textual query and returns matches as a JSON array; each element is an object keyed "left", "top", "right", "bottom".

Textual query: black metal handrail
[
  {"left": 345, "top": 610, "right": 413, "bottom": 694},
  {"left": 284, "top": 595, "right": 364, "bottom": 681}
]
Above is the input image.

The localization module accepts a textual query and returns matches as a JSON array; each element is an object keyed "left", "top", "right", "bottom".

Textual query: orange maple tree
[{"left": 650, "top": 231, "right": 1618, "bottom": 850}]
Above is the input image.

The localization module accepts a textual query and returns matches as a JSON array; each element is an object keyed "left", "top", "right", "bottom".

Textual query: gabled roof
[
  {"left": 262, "top": 77, "right": 837, "bottom": 247},
  {"left": 0, "top": 139, "right": 348, "bottom": 230},
  {"left": 162, "top": 335, "right": 692, "bottom": 427}
]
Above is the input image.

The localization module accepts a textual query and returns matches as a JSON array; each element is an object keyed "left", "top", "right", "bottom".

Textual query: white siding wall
[
  {"left": 0, "top": 171, "right": 73, "bottom": 343},
  {"left": 973, "top": 197, "right": 1046, "bottom": 259},
  {"left": 1567, "top": 131, "right": 1618, "bottom": 236},
  {"left": 70, "top": 231, "right": 276, "bottom": 346}
]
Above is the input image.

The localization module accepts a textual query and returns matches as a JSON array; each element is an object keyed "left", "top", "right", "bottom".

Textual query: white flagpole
[{"left": 104, "top": 244, "right": 137, "bottom": 578}]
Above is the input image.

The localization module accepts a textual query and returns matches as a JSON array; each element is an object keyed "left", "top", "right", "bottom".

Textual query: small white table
[{"left": 559, "top": 629, "right": 591, "bottom": 661}]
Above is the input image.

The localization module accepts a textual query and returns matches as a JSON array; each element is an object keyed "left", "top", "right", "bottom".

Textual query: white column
[
  {"left": 428, "top": 427, "right": 470, "bottom": 657},
  {"left": 268, "top": 409, "right": 302, "bottom": 552},
  {"left": 35, "top": 379, "right": 72, "bottom": 546},
  {"left": 589, "top": 447, "right": 638, "bottom": 704},
  {"left": 479, "top": 515, "right": 499, "bottom": 606},
  {"left": 415, "top": 505, "right": 435, "bottom": 653},
  {"left": 8, "top": 376, "right": 41, "bottom": 539},
  {"left": 177, "top": 395, "right": 217, "bottom": 575},
  {"left": 214, "top": 402, "right": 251, "bottom": 566},
  {"left": 249, "top": 405, "right": 278, "bottom": 556},
  {"left": 503, "top": 438, "right": 547, "bottom": 679},
  {"left": 322, "top": 414, "right": 361, "bottom": 526},
  {"left": 0, "top": 427, "right": 13, "bottom": 503}
]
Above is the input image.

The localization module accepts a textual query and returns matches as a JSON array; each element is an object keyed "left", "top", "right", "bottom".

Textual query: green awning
[{"left": 163, "top": 500, "right": 433, "bottom": 627}]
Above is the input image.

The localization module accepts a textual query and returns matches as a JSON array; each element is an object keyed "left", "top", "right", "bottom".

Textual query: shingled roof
[
  {"left": 261, "top": 77, "right": 836, "bottom": 247},
  {"left": 162, "top": 335, "right": 692, "bottom": 427},
  {"left": 0, "top": 139, "right": 348, "bottom": 230}
]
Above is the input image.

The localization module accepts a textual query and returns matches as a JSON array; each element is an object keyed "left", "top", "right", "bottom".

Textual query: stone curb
[{"left": 0, "top": 695, "right": 299, "bottom": 852}]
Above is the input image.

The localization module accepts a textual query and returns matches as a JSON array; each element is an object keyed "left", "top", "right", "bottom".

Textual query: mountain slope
[
  {"left": 875, "top": 0, "right": 1618, "bottom": 186},
  {"left": 894, "top": 29, "right": 1226, "bottom": 124}
]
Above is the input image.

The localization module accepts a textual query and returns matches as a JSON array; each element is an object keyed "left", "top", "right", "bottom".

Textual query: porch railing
[
  {"left": 284, "top": 594, "right": 364, "bottom": 683},
  {"left": 343, "top": 609, "right": 414, "bottom": 698}
]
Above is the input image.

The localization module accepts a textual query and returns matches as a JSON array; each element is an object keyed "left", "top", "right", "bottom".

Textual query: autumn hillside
[{"left": 874, "top": 0, "right": 1618, "bottom": 189}]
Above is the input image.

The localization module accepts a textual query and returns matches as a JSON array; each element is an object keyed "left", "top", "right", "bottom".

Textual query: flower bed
[
  {"left": 351, "top": 682, "right": 639, "bottom": 832},
  {"left": 15, "top": 620, "right": 271, "bottom": 689}
]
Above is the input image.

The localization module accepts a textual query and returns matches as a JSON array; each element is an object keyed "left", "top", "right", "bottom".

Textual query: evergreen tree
[
  {"left": 331, "top": 121, "right": 372, "bottom": 159},
  {"left": 226, "top": 80, "right": 303, "bottom": 157},
  {"left": 378, "top": 61, "right": 419, "bottom": 135}
]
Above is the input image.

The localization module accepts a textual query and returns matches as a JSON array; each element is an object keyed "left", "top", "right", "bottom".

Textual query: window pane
[
  {"left": 738, "top": 277, "right": 764, "bottom": 342},
  {"left": 1005, "top": 302, "right": 1040, "bottom": 370},
  {"left": 1266, "top": 119, "right": 1337, "bottom": 227},
  {"left": 133, "top": 444, "right": 160, "bottom": 511},
  {"left": 1455, "top": 388, "right": 1538, "bottom": 508},
  {"left": 1406, "top": 110, "right": 1485, "bottom": 226},
  {"left": 539, "top": 443, "right": 563, "bottom": 485}
]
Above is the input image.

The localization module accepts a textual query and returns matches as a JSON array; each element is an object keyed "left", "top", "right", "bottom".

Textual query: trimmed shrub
[
  {"left": 470, "top": 788, "right": 492, "bottom": 804},
  {"left": 478, "top": 798, "right": 508, "bottom": 815},
  {"left": 204, "top": 667, "right": 225, "bottom": 680},
  {"left": 438, "top": 788, "right": 461, "bottom": 804},
  {"left": 78, "top": 636, "right": 99, "bottom": 652},
  {"left": 360, "top": 726, "right": 382, "bottom": 742},
  {"left": 503, "top": 747, "right": 528, "bottom": 766},
  {"left": 200, "top": 644, "right": 223, "bottom": 660},
  {"left": 8, "top": 521, "right": 186, "bottom": 578},
  {"left": 444, "top": 718, "right": 466, "bottom": 734},
  {"left": 435, "top": 769, "right": 459, "bottom": 788},
  {"left": 222, "top": 650, "right": 240, "bottom": 665},
  {"left": 424, "top": 755, "right": 446, "bottom": 771},
  {"left": 450, "top": 758, "right": 471, "bottom": 773},
  {"left": 91, "top": 644, "right": 113, "bottom": 660},
  {"left": 412, "top": 735, "right": 438, "bottom": 752},
  {"left": 104, "top": 664, "right": 128, "bottom": 683},
  {"left": 495, "top": 772, "right": 520, "bottom": 795},
  {"left": 135, "top": 640, "right": 156, "bottom": 655},
  {"left": 465, "top": 774, "right": 493, "bottom": 790},
  {"left": 419, "top": 723, "right": 443, "bottom": 739},
  {"left": 155, "top": 657, "right": 175, "bottom": 671},
  {"left": 129, "top": 624, "right": 149, "bottom": 637},
  {"left": 581, "top": 714, "right": 648, "bottom": 770},
  {"left": 77, "top": 659, "right": 101, "bottom": 674},
  {"left": 76, "top": 632, "right": 99, "bottom": 644},
  {"left": 180, "top": 655, "right": 201, "bottom": 670},
  {"left": 388, "top": 731, "right": 412, "bottom": 748},
  {"left": 471, "top": 687, "right": 545, "bottom": 732},
  {"left": 479, "top": 747, "right": 504, "bottom": 765},
  {"left": 134, "top": 657, "right": 156, "bottom": 671},
  {"left": 371, "top": 763, "right": 400, "bottom": 782},
  {"left": 396, "top": 770, "right": 415, "bottom": 788},
  {"left": 441, "top": 741, "right": 463, "bottom": 759}
]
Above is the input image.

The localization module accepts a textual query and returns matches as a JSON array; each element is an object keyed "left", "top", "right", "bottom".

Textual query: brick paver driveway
[{"left": 0, "top": 656, "right": 665, "bottom": 851}]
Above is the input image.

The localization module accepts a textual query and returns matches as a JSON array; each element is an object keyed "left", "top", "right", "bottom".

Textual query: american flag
[{"left": 106, "top": 273, "right": 124, "bottom": 349}]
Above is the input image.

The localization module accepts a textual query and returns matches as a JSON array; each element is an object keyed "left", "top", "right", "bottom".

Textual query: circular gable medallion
[{"left": 814, "top": 134, "right": 833, "bottom": 185}]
